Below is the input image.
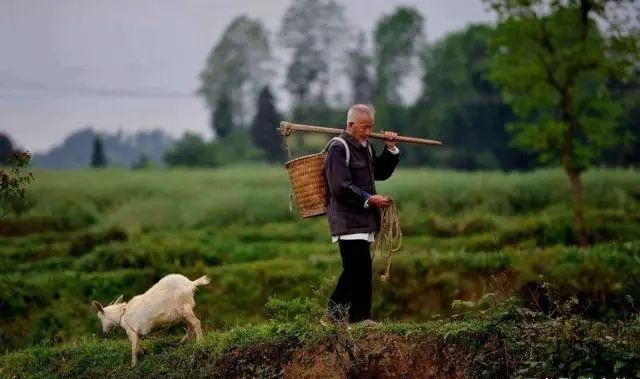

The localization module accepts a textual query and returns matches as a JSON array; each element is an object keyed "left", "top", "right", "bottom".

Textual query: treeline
[
  {"left": 0, "top": 129, "right": 175, "bottom": 169},
  {"left": 165, "top": 0, "right": 639, "bottom": 170},
  {"left": 2, "top": 1, "right": 637, "bottom": 171}
]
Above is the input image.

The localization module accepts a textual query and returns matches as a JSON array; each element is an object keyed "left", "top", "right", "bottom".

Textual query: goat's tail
[{"left": 192, "top": 275, "right": 211, "bottom": 287}]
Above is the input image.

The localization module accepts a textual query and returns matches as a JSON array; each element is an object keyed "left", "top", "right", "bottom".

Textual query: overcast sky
[{"left": 0, "top": 0, "right": 495, "bottom": 153}]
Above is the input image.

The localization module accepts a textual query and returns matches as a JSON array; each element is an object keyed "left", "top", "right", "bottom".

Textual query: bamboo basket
[
  {"left": 285, "top": 152, "right": 328, "bottom": 218},
  {"left": 279, "top": 121, "right": 442, "bottom": 218}
]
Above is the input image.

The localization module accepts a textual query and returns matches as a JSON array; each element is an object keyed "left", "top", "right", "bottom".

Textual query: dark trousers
[{"left": 328, "top": 240, "right": 372, "bottom": 323}]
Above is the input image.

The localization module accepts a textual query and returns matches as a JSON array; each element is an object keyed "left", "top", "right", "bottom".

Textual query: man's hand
[
  {"left": 382, "top": 131, "right": 398, "bottom": 149},
  {"left": 368, "top": 194, "right": 391, "bottom": 208}
]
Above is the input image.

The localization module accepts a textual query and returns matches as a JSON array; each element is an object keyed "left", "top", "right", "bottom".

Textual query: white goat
[{"left": 92, "top": 274, "right": 210, "bottom": 367}]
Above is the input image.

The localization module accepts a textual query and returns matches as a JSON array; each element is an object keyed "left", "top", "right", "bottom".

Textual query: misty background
[
  {"left": 0, "top": 0, "right": 638, "bottom": 170},
  {"left": 1, "top": 0, "right": 491, "bottom": 157}
]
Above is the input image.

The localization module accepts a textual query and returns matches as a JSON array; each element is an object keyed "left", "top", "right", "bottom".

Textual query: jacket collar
[{"left": 340, "top": 131, "right": 368, "bottom": 149}]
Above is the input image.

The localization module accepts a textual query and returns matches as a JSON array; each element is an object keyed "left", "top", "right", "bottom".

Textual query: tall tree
[
  {"left": 213, "top": 91, "right": 234, "bottom": 139},
  {"left": 250, "top": 86, "right": 284, "bottom": 162},
  {"left": 90, "top": 136, "right": 107, "bottom": 168},
  {"left": 373, "top": 7, "right": 425, "bottom": 131},
  {"left": 0, "top": 134, "right": 13, "bottom": 164},
  {"left": 199, "top": 16, "right": 273, "bottom": 131},
  {"left": 285, "top": 47, "right": 327, "bottom": 110},
  {"left": 486, "top": 0, "right": 640, "bottom": 246},
  {"left": 373, "top": 7, "right": 425, "bottom": 103},
  {"left": 164, "top": 132, "right": 212, "bottom": 167},
  {"left": 347, "top": 31, "right": 374, "bottom": 104},
  {"left": 412, "top": 24, "right": 533, "bottom": 169},
  {"left": 279, "top": 0, "right": 349, "bottom": 108}
]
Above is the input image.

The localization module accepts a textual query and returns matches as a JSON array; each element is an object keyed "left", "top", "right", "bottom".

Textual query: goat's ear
[
  {"left": 114, "top": 295, "right": 124, "bottom": 304},
  {"left": 92, "top": 301, "right": 104, "bottom": 313}
]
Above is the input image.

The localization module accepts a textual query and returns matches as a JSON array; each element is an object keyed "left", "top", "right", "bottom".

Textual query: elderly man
[{"left": 322, "top": 104, "right": 399, "bottom": 325}]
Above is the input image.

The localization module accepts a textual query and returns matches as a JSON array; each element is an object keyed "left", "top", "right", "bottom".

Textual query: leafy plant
[{"left": 0, "top": 151, "right": 34, "bottom": 217}]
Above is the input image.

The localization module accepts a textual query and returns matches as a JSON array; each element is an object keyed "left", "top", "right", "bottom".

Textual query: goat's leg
[
  {"left": 181, "top": 304, "right": 203, "bottom": 341},
  {"left": 179, "top": 324, "right": 193, "bottom": 343},
  {"left": 129, "top": 333, "right": 140, "bottom": 367}
]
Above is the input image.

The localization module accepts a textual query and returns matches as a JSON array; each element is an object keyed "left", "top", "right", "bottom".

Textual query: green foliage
[
  {"left": 187, "top": 7, "right": 640, "bottom": 169},
  {"left": 373, "top": 7, "right": 424, "bottom": 139},
  {"left": 0, "top": 151, "right": 34, "bottom": 218},
  {"left": 199, "top": 16, "right": 272, "bottom": 129},
  {"left": 213, "top": 91, "right": 234, "bottom": 139},
  {"left": 90, "top": 136, "right": 107, "bottom": 168},
  {"left": 373, "top": 6, "right": 425, "bottom": 105},
  {"left": 486, "top": 0, "right": 640, "bottom": 244},
  {"left": 606, "top": 72, "right": 640, "bottom": 166},
  {"left": 209, "top": 132, "right": 264, "bottom": 166},
  {"left": 283, "top": 105, "right": 346, "bottom": 157},
  {"left": 164, "top": 132, "right": 213, "bottom": 167},
  {"left": 348, "top": 31, "right": 374, "bottom": 104},
  {"left": 2, "top": 304, "right": 638, "bottom": 378},
  {"left": 278, "top": 0, "right": 348, "bottom": 107},
  {"left": 412, "top": 23, "right": 532, "bottom": 170},
  {"left": 0, "top": 133, "right": 13, "bottom": 163},
  {"left": 487, "top": 0, "right": 639, "bottom": 171},
  {"left": 250, "top": 86, "right": 284, "bottom": 162},
  {"left": 164, "top": 132, "right": 263, "bottom": 167},
  {"left": 266, "top": 296, "right": 323, "bottom": 325},
  {"left": 453, "top": 295, "right": 640, "bottom": 377},
  {"left": 0, "top": 167, "right": 639, "bottom": 353}
]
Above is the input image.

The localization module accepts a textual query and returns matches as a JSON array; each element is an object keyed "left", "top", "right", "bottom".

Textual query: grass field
[{"left": 1, "top": 165, "right": 639, "bottom": 376}]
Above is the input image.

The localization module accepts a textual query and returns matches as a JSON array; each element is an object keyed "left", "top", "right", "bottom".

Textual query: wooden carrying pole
[{"left": 278, "top": 121, "right": 443, "bottom": 146}]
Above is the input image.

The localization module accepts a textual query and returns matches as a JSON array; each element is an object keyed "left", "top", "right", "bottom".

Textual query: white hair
[{"left": 347, "top": 104, "right": 375, "bottom": 124}]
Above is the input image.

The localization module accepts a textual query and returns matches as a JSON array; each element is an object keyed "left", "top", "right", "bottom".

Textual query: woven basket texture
[{"left": 285, "top": 152, "right": 328, "bottom": 218}]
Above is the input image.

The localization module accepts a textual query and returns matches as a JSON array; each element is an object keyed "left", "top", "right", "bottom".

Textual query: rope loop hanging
[{"left": 372, "top": 197, "right": 402, "bottom": 282}]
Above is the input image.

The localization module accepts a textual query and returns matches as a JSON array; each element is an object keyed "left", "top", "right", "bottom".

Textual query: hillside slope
[{"left": 2, "top": 307, "right": 639, "bottom": 378}]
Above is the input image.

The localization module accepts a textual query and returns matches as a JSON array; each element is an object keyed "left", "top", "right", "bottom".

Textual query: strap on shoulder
[{"left": 323, "top": 137, "right": 350, "bottom": 166}]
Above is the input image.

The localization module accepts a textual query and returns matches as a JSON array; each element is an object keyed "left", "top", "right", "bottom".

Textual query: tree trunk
[
  {"left": 560, "top": 83, "right": 588, "bottom": 248},
  {"left": 567, "top": 168, "right": 589, "bottom": 247}
]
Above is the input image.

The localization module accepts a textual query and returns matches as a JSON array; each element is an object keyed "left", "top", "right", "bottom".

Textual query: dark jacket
[{"left": 324, "top": 131, "right": 399, "bottom": 236}]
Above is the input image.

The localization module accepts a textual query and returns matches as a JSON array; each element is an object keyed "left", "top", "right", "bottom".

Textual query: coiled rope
[{"left": 372, "top": 197, "right": 402, "bottom": 282}]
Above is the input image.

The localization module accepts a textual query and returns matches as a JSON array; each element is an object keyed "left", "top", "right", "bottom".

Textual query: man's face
[{"left": 348, "top": 113, "right": 374, "bottom": 143}]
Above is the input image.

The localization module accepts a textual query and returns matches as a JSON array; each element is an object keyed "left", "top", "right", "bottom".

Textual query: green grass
[
  {"left": 2, "top": 242, "right": 639, "bottom": 350},
  {"left": 2, "top": 306, "right": 639, "bottom": 378},
  {"left": 6, "top": 166, "right": 639, "bottom": 233},
  {"left": 1, "top": 165, "right": 639, "bottom": 374}
]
